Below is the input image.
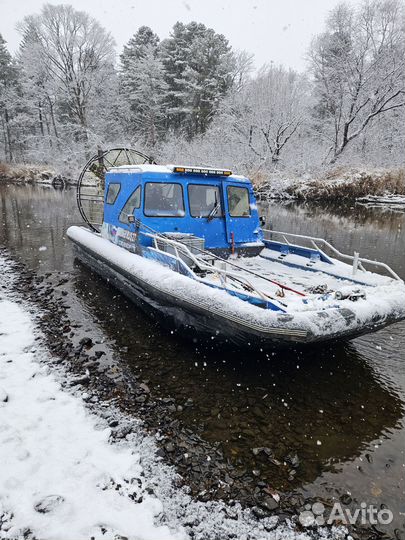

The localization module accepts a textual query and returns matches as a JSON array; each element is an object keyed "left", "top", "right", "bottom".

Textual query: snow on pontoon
[{"left": 67, "top": 148, "right": 405, "bottom": 348}]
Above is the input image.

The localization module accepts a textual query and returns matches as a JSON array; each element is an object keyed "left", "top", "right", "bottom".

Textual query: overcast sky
[{"left": 0, "top": 0, "right": 363, "bottom": 71}]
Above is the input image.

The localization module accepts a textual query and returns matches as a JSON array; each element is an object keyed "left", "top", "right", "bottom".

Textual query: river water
[{"left": 1, "top": 184, "right": 404, "bottom": 536}]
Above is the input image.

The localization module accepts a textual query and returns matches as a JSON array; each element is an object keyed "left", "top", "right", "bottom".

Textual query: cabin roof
[{"left": 108, "top": 164, "right": 250, "bottom": 182}]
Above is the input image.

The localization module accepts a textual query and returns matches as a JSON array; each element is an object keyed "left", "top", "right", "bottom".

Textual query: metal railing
[
  {"left": 142, "top": 232, "right": 275, "bottom": 302},
  {"left": 263, "top": 229, "right": 401, "bottom": 281}
]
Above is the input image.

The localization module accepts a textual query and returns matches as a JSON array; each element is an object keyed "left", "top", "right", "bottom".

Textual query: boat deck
[{"left": 201, "top": 247, "right": 387, "bottom": 308}]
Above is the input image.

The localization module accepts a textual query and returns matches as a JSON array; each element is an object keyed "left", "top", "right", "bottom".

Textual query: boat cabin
[{"left": 101, "top": 164, "right": 264, "bottom": 257}]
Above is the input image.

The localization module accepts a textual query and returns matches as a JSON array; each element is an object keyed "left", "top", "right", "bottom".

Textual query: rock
[
  {"left": 94, "top": 350, "right": 105, "bottom": 359},
  {"left": 252, "top": 447, "right": 273, "bottom": 457},
  {"left": 285, "top": 452, "right": 300, "bottom": 468},
  {"left": 252, "top": 506, "right": 269, "bottom": 519},
  {"left": 185, "top": 398, "right": 194, "bottom": 407},
  {"left": 34, "top": 495, "right": 65, "bottom": 513},
  {"left": 340, "top": 493, "right": 353, "bottom": 505},
  {"left": 139, "top": 383, "right": 150, "bottom": 394},
  {"left": 165, "top": 442, "right": 175, "bottom": 453},
  {"left": 0, "top": 388, "right": 8, "bottom": 402},
  {"left": 70, "top": 375, "right": 90, "bottom": 387},
  {"left": 79, "top": 337, "right": 93, "bottom": 348},
  {"left": 259, "top": 495, "right": 279, "bottom": 511},
  {"left": 109, "top": 420, "right": 119, "bottom": 428}
]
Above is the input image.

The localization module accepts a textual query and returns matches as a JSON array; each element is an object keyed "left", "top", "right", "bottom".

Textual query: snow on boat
[{"left": 67, "top": 157, "right": 405, "bottom": 348}]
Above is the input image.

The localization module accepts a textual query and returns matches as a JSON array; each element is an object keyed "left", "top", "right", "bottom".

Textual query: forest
[{"left": 0, "top": 0, "right": 404, "bottom": 181}]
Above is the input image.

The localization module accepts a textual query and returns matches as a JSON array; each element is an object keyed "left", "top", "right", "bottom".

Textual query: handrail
[
  {"left": 263, "top": 229, "right": 401, "bottom": 281},
  {"left": 142, "top": 232, "right": 278, "bottom": 303}
]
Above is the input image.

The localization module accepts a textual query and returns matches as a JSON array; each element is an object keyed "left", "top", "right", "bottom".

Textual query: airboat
[{"left": 67, "top": 148, "right": 405, "bottom": 348}]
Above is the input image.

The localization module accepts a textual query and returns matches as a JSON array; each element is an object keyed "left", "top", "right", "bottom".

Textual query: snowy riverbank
[
  {"left": 0, "top": 162, "right": 70, "bottom": 187},
  {"left": 2, "top": 162, "right": 405, "bottom": 205},
  {"left": 0, "top": 255, "right": 347, "bottom": 540},
  {"left": 0, "top": 298, "right": 181, "bottom": 540},
  {"left": 255, "top": 168, "right": 405, "bottom": 202}
]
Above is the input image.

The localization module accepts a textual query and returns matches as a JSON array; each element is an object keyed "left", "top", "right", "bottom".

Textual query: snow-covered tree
[
  {"left": 120, "top": 26, "right": 159, "bottom": 71},
  {"left": 17, "top": 4, "right": 116, "bottom": 143},
  {"left": 230, "top": 50, "right": 254, "bottom": 91},
  {"left": 309, "top": 0, "right": 405, "bottom": 163},
  {"left": 119, "top": 27, "right": 166, "bottom": 147},
  {"left": 160, "top": 22, "right": 235, "bottom": 137},
  {"left": 120, "top": 45, "right": 168, "bottom": 147},
  {"left": 212, "top": 65, "right": 310, "bottom": 171},
  {"left": 0, "top": 34, "right": 20, "bottom": 161}
]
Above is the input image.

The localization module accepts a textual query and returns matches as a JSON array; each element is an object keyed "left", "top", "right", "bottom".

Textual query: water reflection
[{"left": 0, "top": 184, "right": 79, "bottom": 272}]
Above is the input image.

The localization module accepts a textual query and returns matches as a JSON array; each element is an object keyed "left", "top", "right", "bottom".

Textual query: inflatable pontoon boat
[{"left": 68, "top": 152, "right": 405, "bottom": 348}]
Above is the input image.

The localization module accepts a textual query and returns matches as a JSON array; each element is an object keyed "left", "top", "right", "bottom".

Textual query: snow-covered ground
[
  {"left": 0, "top": 256, "right": 347, "bottom": 540},
  {"left": 0, "top": 297, "right": 184, "bottom": 540}
]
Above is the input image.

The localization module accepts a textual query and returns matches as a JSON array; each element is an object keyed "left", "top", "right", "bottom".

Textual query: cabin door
[
  {"left": 186, "top": 182, "right": 227, "bottom": 249},
  {"left": 223, "top": 183, "right": 253, "bottom": 245}
]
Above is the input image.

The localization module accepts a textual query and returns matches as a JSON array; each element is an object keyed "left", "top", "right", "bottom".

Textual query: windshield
[
  {"left": 227, "top": 186, "right": 250, "bottom": 217},
  {"left": 144, "top": 182, "right": 185, "bottom": 217},
  {"left": 188, "top": 184, "right": 223, "bottom": 218}
]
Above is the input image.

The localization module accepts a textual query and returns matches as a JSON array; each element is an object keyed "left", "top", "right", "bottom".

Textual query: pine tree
[
  {"left": 120, "top": 45, "right": 167, "bottom": 147},
  {"left": 120, "top": 26, "right": 159, "bottom": 71},
  {"left": 0, "top": 34, "right": 19, "bottom": 161},
  {"left": 160, "top": 22, "right": 234, "bottom": 137},
  {"left": 120, "top": 27, "right": 166, "bottom": 146}
]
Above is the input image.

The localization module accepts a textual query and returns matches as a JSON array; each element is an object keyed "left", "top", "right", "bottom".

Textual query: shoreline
[
  {"left": 0, "top": 162, "right": 73, "bottom": 187},
  {"left": 1, "top": 251, "right": 324, "bottom": 540},
  {"left": 255, "top": 168, "right": 405, "bottom": 202},
  {"left": 0, "top": 247, "right": 392, "bottom": 540},
  {"left": 1, "top": 162, "right": 405, "bottom": 203}
]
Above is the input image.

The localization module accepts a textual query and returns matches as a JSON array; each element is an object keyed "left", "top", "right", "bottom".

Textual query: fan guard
[{"left": 76, "top": 147, "right": 154, "bottom": 233}]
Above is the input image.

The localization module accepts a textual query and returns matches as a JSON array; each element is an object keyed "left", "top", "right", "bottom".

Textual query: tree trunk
[
  {"left": 38, "top": 100, "right": 45, "bottom": 137},
  {"left": 4, "top": 109, "right": 13, "bottom": 162},
  {"left": 47, "top": 97, "right": 59, "bottom": 139}
]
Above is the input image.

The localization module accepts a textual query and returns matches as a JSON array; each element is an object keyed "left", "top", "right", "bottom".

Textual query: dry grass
[
  {"left": 0, "top": 162, "right": 55, "bottom": 183},
  {"left": 293, "top": 168, "right": 405, "bottom": 201},
  {"left": 0, "top": 162, "right": 11, "bottom": 180},
  {"left": 249, "top": 170, "right": 269, "bottom": 188}
]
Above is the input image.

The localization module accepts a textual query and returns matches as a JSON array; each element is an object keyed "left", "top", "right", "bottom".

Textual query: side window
[
  {"left": 119, "top": 186, "right": 141, "bottom": 224},
  {"left": 227, "top": 186, "right": 250, "bottom": 217},
  {"left": 144, "top": 183, "right": 185, "bottom": 217},
  {"left": 106, "top": 183, "right": 121, "bottom": 204},
  {"left": 188, "top": 184, "right": 223, "bottom": 218}
]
